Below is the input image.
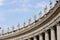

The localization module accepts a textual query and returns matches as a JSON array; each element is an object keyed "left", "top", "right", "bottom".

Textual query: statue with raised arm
[{"left": 28, "top": 18, "right": 31, "bottom": 25}]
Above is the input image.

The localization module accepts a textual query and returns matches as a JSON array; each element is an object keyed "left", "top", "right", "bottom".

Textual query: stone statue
[
  {"left": 7, "top": 27, "right": 9, "bottom": 33},
  {"left": 39, "top": 11, "right": 42, "bottom": 18},
  {"left": 50, "top": 0, "right": 53, "bottom": 9},
  {"left": 23, "top": 21, "right": 26, "bottom": 27},
  {"left": 2, "top": 29, "right": 4, "bottom": 35},
  {"left": 34, "top": 15, "right": 37, "bottom": 22},
  {"left": 44, "top": 5, "right": 47, "bottom": 14},
  {"left": 17, "top": 22, "right": 20, "bottom": 29},
  {"left": 28, "top": 18, "right": 31, "bottom": 25},
  {"left": 1, "top": 26, "right": 4, "bottom": 35},
  {"left": 12, "top": 25, "right": 15, "bottom": 31}
]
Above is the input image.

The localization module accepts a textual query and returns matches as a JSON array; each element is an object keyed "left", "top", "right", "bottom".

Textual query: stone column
[
  {"left": 28, "top": 38, "right": 31, "bottom": 40},
  {"left": 51, "top": 27, "right": 55, "bottom": 40},
  {"left": 34, "top": 36, "right": 37, "bottom": 40},
  {"left": 45, "top": 31, "right": 49, "bottom": 40},
  {"left": 39, "top": 34, "right": 43, "bottom": 40},
  {"left": 57, "top": 23, "right": 60, "bottom": 40}
]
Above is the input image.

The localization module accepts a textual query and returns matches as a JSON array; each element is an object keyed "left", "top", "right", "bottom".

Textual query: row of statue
[{"left": 0, "top": 0, "right": 59, "bottom": 35}]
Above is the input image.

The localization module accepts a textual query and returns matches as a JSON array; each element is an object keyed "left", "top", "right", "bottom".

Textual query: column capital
[
  {"left": 45, "top": 30, "right": 49, "bottom": 33},
  {"left": 57, "top": 22, "right": 60, "bottom": 26},
  {"left": 28, "top": 38, "right": 31, "bottom": 40},
  {"left": 34, "top": 36, "right": 36, "bottom": 38},
  {"left": 50, "top": 26, "right": 55, "bottom": 30},
  {"left": 39, "top": 33, "right": 42, "bottom": 36}
]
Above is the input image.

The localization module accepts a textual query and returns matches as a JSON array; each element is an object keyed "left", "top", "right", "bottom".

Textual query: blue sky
[{"left": 0, "top": 0, "right": 56, "bottom": 33}]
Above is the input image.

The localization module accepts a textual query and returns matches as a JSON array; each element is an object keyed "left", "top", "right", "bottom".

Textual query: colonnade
[{"left": 25, "top": 22, "right": 60, "bottom": 40}]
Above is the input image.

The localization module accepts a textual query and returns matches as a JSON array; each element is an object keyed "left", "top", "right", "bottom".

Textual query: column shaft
[
  {"left": 45, "top": 31, "right": 49, "bottom": 40},
  {"left": 51, "top": 28, "right": 55, "bottom": 40},
  {"left": 34, "top": 37, "right": 37, "bottom": 40},
  {"left": 28, "top": 38, "right": 31, "bottom": 40},
  {"left": 57, "top": 23, "right": 60, "bottom": 40},
  {"left": 39, "top": 34, "right": 43, "bottom": 40}
]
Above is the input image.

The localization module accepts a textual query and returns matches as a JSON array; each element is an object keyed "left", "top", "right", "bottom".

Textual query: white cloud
[{"left": 0, "top": 0, "right": 3, "bottom": 6}]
